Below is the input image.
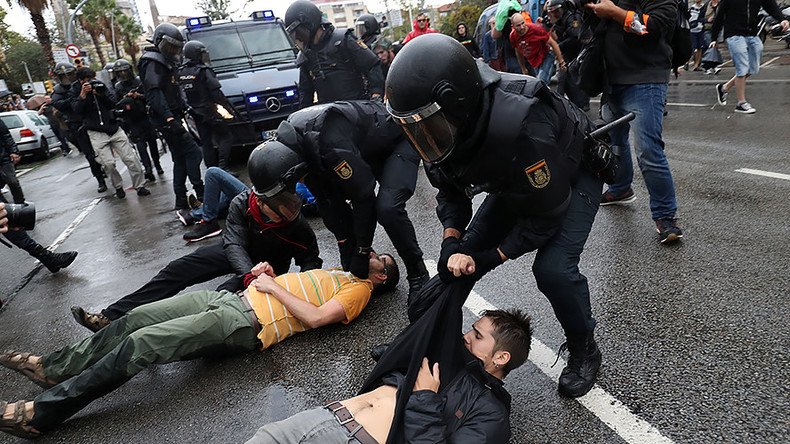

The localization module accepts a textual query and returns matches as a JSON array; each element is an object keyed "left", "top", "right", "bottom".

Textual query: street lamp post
[{"left": 21, "top": 61, "right": 34, "bottom": 85}]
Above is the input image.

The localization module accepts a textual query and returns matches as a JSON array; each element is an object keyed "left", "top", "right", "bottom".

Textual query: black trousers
[
  {"left": 129, "top": 122, "right": 161, "bottom": 173},
  {"left": 67, "top": 124, "right": 104, "bottom": 181},
  {"left": 195, "top": 116, "right": 232, "bottom": 169},
  {"left": 160, "top": 123, "right": 204, "bottom": 199},
  {"left": 101, "top": 242, "right": 242, "bottom": 320}
]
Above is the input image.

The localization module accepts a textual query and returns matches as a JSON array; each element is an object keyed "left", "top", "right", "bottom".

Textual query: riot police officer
[
  {"left": 177, "top": 40, "right": 234, "bottom": 171},
  {"left": 274, "top": 100, "right": 429, "bottom": 296},
  {"left": 284, "top": 0, "right": 384, "bottom": 108},
  {"left": 547, "top": 0, "right": 590, "bottom": 110},
  {"left": 354, "top": 13, "right": 381, "bottom": 48},
  {"left": 50, "top": 62, "right": 107, "bottom": 193},
  {"left": 386, "top": 34, "right": 607, "bottom": 398},
  {"left": 138, "top": 23, "right": 204, "bottom": 209},
  {"left": 113, "top": 59, "right": 163, "bottom": 181}
]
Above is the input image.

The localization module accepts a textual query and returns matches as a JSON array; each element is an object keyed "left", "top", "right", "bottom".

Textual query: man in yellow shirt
[{"left": 0, "top": 253, "right": 398, "bottom": 439}]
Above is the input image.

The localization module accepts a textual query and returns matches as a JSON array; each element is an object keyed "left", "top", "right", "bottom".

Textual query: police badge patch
[
  {"left": 525, "top": 160, "right": 551, "bottom": 188},
  {"left": 334, "top": 161, "right": 353, "bottom": 179},
  {"left": 356, "top": 40, "right": 369, "bottom": 49}
]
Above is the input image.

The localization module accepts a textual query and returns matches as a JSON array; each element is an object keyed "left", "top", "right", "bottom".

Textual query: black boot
[
  {"left": 370, "top": 343, "right": 390, "bottom": 362},
  {"left": 406, "top": 259, "right": 429, "bottom": 298},
  {"left": 558, "top": 332, "right": 602, "bottom": 398},
  {"left": 31, "top": 245, "right": 78, "bottom": 273},
  {"left": 96, "top": 177, "right": 107, "bottom": 193}
]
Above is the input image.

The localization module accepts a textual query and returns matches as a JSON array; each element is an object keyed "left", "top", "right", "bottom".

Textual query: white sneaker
[{"left": 734, "top": 102, "right": 756, "bottom": 114}]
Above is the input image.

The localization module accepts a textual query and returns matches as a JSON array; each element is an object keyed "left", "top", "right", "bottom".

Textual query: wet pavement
[{"left": 1, "top": 42, "right": 788, "bottom": 444}]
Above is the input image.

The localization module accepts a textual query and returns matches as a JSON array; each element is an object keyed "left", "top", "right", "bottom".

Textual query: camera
[
  {"left": 89, "top": 79, "right": 107, "bottom": 93},
  {"left": 4, "top": 202, "right": 36, "bottom": 230}
]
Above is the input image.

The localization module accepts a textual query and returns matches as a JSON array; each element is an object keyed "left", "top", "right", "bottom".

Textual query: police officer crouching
[
  {"left": 387, "top": 34, "right": 612, "bottom": 397},
  {"left": 139, "top": 23, "right": 205, "bottom": 209},
  {"left": 178, "top": 41, "right": 235, "bottom": 171},
  {"left": 113, "top": 59, "right": 164, "bottom": 181},
  {"left": 285, "top": 0, "right": 384, "bottom": 108}
]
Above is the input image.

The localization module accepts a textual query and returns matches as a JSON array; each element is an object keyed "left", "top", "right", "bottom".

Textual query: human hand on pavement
[
  {"left": 250, "top": 261, "right": 276, "bottom": 278},
  {"left": 413, "top": 358, "right": 441, "bottom": 393},
  {"left": 9, "top": 153, "right": 20, "bottom": 165}
]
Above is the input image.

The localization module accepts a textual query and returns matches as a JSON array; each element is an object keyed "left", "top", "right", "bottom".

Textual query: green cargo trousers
[{"left": 29, "top": 290, "right": 259, "bottom": 431}]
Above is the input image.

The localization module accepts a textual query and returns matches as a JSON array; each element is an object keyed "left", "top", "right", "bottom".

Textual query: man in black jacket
[
  {"left": 711, "top": 0, "right": 789, "bottom": 113},
  {"left": 70, "top": 149, "right": 322, "bottom": 332},
  {"left": 72, "top": 68, "right": 150, "bottom": 199}
]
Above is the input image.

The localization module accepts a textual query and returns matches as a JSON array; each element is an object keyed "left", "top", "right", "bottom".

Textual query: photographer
[{"left": 72, "top": 67, "right": 151, "bottom": 199}]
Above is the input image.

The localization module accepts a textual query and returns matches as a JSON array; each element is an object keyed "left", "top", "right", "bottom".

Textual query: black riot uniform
[
  {"left": 285, "top": 0, "right": 384, "bottom": 108},
  {"left": 548, "top": 0, "right": 591, "bottom": 110},
  {"left": 177, "top": 43, "right": 234, "bottom": 170},
  {"left": 138, "top": 24, "right": 204, "bottom": 209},
  {"left": 114, "top": 64, "right": 163, "bottom": 179},
  {"left": 276, "top": 100, "right": 429, "bottom": 295},
  {"left": 50, "top": 65, "right": 107, "bottom": 192},
  {"left": 386, "top": 34, "right": 610, "bottom": 399}
]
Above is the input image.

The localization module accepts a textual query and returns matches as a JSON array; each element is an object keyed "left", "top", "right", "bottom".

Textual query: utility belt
[
  {"left": 238, "top": 293, "right": 262, "bottom": 336},
  {"left": 323, "top": 401, "right": 378, "bottom": 444}
]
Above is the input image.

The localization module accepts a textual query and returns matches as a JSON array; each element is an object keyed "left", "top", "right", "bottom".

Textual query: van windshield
[{"left": 195, "top": 24, "right": 295, "bottom": 72}]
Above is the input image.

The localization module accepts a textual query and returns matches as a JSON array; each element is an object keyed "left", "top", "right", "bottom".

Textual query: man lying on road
[{"left": 0, "top": 254, "right": 398, "bottom": 439}]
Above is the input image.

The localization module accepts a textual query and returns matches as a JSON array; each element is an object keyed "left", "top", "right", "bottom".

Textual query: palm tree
[
  {"left": 76, "top": 0, "right": 117, "bottom": 67},
  {"left": 116, "top": 13, "right": 142, "bottom": 66},
  {"left": 8, "top": 0, "right": 55, "bottom": 67}
]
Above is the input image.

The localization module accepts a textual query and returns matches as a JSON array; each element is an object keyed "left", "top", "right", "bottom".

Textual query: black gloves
[
  {"left": 349, "top": 247, "right": 371, "bottom": 279},
  {"left": 437, "top": 236, "right": 463, "bottom": 283},
  {"left": 167, "top": 118, "right": 186, "bottom": 137}
]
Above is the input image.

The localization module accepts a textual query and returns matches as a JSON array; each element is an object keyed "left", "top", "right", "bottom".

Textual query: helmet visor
[
  {"left": 288, "top": 23, "right": 312, "bottom": 48},
  {"left": 387, "top": 101, "right": 458, "bottom": 164},
  {"left": 355, "top": 21, "right": 368, "bottom": 38},
  {"left": 252, "top": 183, "right": 303, "bottom": 222},
  {"left": 158, "top": 34, "right": 184, "bottom": 58},
  {"left": 115, "top": 68, "right": 132, "bottom": 81}
]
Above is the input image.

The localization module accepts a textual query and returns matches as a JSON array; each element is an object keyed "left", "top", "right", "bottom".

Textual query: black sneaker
[
  {"left": 557, "top": 333, "right": 602, "bottom": 398},
  {"left": 97, "top": 179, "right": 108, "bottom": 193},
  {"left": 183, "top": 220, "right": 222, "bottom": 242},
  {"left": 115, "top": 187, "right": 126, "bottom": 199},
  {"left": 600, "top": 188, "right": 635, "bottom": 206},
  {"left": 156, "top": 166, "right": 165, "bottom": 175},
  {"left": 137, "top": 187, "right": 151, "bottom": 196},
  {"left": 715, "top": 83, "right": 728, "bottom": 105},
  {"left": 176, "top": 209, "right": 196, "bottom": 226},
  {"left": 144, "top": 171, "right": 156, "bottom": 182},
  {"left": 734, "top": 102, "right": 756, "bottom": 114},
  {"left": 655, "top": 218, "right": 684, "bottom": 244}
]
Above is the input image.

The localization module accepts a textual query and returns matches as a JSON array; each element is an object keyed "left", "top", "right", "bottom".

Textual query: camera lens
[{"left": 6, "top": 203, "right": 36, "bottom": 230}]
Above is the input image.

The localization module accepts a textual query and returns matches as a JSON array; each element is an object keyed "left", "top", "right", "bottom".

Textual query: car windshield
[
  {"left": 195, "top": 24, "right": 295, "bottom": 72},
  {"left": 0, "top": 114, "right": 23, "bottom": 129}
]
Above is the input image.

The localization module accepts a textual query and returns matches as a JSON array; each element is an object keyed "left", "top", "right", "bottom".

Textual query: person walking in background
[{"left": 688, "top": 0, "right": 709, "bottom": 71}]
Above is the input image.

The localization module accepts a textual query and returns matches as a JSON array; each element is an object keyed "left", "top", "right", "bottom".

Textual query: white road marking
[
  {"left": 760, "top": 56, "right": 780, "bottom": 67},
  {"left": 46, "top": 198, "right": 102, "bottom": 252},
  {"left": 735, "top": 168, "right": 790, "bottom": 181},
  {"left": 425, "top": 260, "right": 675, "bottom": 444},
  {"left": 15, "top": 168, "right": 33, "bottom": 177}
]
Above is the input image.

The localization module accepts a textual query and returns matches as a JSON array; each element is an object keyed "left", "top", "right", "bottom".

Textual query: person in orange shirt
[{"left": 0, "top": 254, "right": 399, "bottom": 439}]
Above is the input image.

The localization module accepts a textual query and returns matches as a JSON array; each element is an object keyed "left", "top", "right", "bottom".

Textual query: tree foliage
[
  {"left": 438, "top": 0, "right": 490, "bottom": 37},
  {"left": 198, "top": 0, "right": 232, "bottom": 21},
  {"left": 8, "top": 0, "right": 55, "bottom": 67},
  {"left": 4, "top": 38, "right": 49, "bottom": 90}
]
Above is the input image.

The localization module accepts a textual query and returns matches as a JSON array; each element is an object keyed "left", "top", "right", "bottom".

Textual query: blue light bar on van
[
  {"left": 251, "top": 10, "right": 275, "bottom": 21},
  {"left": 186, "top": 16, "right": 211, "bottom": 29}
]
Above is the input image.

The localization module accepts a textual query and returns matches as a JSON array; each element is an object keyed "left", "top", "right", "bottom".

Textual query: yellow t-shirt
[{"left": 247, "top": 269, "right": 373, "bottom": 350}]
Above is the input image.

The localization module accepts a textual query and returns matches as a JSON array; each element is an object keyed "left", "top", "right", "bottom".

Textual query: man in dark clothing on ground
[
  {"left": 285, "top": 0, "right": 384, "bottom": 108},
  {"left": 177, "top": 40, "right": 235, "bottom": 171},
  {"left": 586, "top": 0, "right": 684, "bottom": 244},
  {"left": 273, "top": 100, "right": 430, "bottom": 297},
  {"left": 71, "top": 147, "right": 323, "bottom": 332},
  {"left": 113, "top": 59, "right": 163, "bottom": 181},
  {"left": 386, "top": 34, "right": 609, "bottom": 397},
  {"left": 138, "top": 23, "right": 205, "bottom": 209}
]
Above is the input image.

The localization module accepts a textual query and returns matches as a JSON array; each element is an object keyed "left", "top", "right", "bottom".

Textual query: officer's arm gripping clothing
[{"left": 343, "top": 33, "right": 385, "bottom": 97}]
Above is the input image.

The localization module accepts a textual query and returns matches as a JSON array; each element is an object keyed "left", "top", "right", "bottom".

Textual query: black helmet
[
  {"left": 103, "top": 63, "right": 114, "bottom": 72},
  {"left": 53, "top": 62, "right": 76, "bottom": 84},
  {"left": 113, "top": 59, "right": 133, "bottom": 81},
  {"left": 284, "top": 0, "right": 324, "bottom": 48},
  {"left": 152, "top": 23, "right": 185, "bottom": 59},
  {"left": 386, "top": 33, "right": 483, "bottom": 164},
  {"left": 355, "top": 14, "right": 380, "bottom": 40},
  {"left": 248, "top": 141, "right": 309, "bottom": 222},
  {"left": 184, "top": 40, "right": 210, "bottom": 64},
  {"left": 546, "top": 0, "right": 565, "bottom": 12}
]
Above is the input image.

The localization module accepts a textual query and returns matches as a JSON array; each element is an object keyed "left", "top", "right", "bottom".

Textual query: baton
[{"left": 589, "top": 112, "right": 636, "bottom": 139}]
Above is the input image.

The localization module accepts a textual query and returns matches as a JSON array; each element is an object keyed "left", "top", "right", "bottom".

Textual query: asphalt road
[{"left": 1, "top": 43, "right": 788, "bottom": 444}]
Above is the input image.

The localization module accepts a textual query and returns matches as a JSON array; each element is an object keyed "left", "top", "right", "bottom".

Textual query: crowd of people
[{"left": 1, "top": 0, "right": 788, "bottom": 441}]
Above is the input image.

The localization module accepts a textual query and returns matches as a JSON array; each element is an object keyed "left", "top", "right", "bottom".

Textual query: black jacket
[
  {"left": 222, "top": 189, "right": 322, "bottom": 277},
  {"left": 711, "top": 0, "right": 787, "bottom": 38},
  {"left": 71, "top": 81, "right": 120, "bottom": 134},
  {"left": 138, "top": 47, "right": 185, "bottom": 123},
  {"left": 0, "top": 119, "right": 19, "bottom": 165},
  {"left": 602, "top": 0, "right": 677, "bottom": 84}
]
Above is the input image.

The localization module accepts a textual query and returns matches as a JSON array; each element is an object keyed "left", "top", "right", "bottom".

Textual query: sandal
[
  {"left": 0, "top": 400, "right": 40, "bottom": 439},
  {"left": 0, "top": 351, "right": 56, "bottom": 389}
]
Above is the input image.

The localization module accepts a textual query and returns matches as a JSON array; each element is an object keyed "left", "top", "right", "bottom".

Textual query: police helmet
[
  {"left": 248, "top": 141, "right": 309, "bottom": 222},
  {"left": 103, "top": 63, "right": 114, "bottom": 73},
  {"left": 386, "top": 34, "right": 483, "bottom": 164},
  {"left": 284, "top": 0, "right": 324, "bottom": 48},
  {"left": 53, "top": 62, "right": 76, "bottom": 84},
  {"left": 113, "top": 59, "right": 133, "bottom": 81},
  {"left": 546, "top": 0, "right": 565, "bottom": 12},
  {"left": 355, "top": 14, "right": 380, "bottom": 40},
  {"left": 152, "top": 23, "right": 185, "bottom": 59},
  {"left": 184, "top": 40, "right": 210, "bottom": 64}
]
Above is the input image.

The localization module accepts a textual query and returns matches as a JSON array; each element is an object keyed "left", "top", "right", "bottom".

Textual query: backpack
[{"left": 671, "top": 0, "right": 693, "bottom": 70}]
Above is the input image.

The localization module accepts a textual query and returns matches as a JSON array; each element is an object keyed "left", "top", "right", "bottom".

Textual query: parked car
[{"left": 0, "top": 110, "right": 61, "bottom": 160}]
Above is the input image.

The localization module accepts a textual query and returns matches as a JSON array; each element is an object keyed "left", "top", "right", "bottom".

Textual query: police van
[{"left": 183, "top": 11, "right": 299, "bottom": 147}]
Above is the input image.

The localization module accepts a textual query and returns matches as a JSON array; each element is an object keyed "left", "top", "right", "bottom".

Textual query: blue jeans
[
  {"left": 603, "top": 83, "right": 678, "bottom": 220},
  {"left": 537, "top": 51, "right": 556, "bottom": 85},
  {"left": 191, "top": 167, "right": 247, "bottom": 222}
]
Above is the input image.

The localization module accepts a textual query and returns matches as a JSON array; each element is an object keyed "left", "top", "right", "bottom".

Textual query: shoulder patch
[
  {"left": 334, "top": 161, "right": 353, "bottom": 179},
  {"left": 356, "top": 39, "right": 369, "bottom": 49},
  {"left": 525, "top": 160, "right": 550, "bottom": 188}
]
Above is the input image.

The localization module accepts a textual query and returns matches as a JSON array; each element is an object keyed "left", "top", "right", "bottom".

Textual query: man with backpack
[{"left": 586, "top": 0, "right": 685, "bottom": 244}]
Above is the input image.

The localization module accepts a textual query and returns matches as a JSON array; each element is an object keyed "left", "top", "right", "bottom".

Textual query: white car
[{"left": 0, "top": 110, "right": 62, "bottom": 160}]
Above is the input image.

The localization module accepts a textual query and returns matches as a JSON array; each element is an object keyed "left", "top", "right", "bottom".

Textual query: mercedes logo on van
[{"left": 265, "top": 97, "right": 281, "bottom": 113}]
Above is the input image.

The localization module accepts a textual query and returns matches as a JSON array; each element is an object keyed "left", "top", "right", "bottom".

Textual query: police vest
[
  {"left": 177, "top": 63, "right": 214, "bottom": 111},
  {"left": 114, "top": 77, "right": 141, "bottom": 98},
  {"left": 296, "top": 29, "right": 368, "bottom": 103},
  {"left": 51, "top": 84, "right": 75, "bottom": 122},
  {"left": 138, "top": 49, "right": 185, "bottom": 116}
]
